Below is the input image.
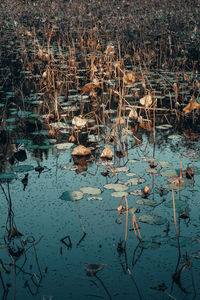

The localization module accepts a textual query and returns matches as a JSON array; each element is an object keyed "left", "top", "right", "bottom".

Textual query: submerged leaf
[
  {"left": 84, "top": 264, "right": 106, "bottom": 276},
  {"left": 139, "top": 214, "right": 167, "bottom": 225}
]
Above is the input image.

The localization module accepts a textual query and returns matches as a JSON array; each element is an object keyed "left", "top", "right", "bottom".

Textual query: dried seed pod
[
  {"left": 186, "top": 166, "right": 194, "bottom": 179},
  {"left": 143, "top": 185, "right": 150, "bottom": 195}
]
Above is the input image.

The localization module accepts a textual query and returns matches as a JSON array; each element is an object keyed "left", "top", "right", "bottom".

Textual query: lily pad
[
  {"left": 152, "top": 236, "right": 170, "bottom": 244},
  {"left": 139, "top": 240, "right": 160, "bottom": 249},
  {"left": 126, "top": 172, "right": 137, "bottom": 177},
  {"left": 0, "top": 173, "right": 17, "bottom": 182},
  {"left": 139, "top": 214, "right": 167, "bottom": 225},
  {"left": 124, "top": 178, "right": 139, "bottom": 186},
  {"left": 13, "top": 165, "right": 34, "bottom": 172},
  {"left": 136, "top": 198, "right": 157, "bottom": 207},
  {"left": 145, "top": 168, "right": 159, "bottom": 174},
  {"left": 88, "top": 196, "right": 103, "bottom": 201},
  {"left": 80, "top": 187, "right": 101, "bottom": 195},
  {"left": 169, "top": 236, "right": 192, "bottom": 248},
  {"left": 159, "top": 161, "right": 171, "bottom": 168},
  {"left": 15, "top": 139, "right": 32, "bottom": 144},
  {"left": 111, "top": 191, "right": 128, "bottom": 198},
  {"left": 164, "top": 200, "right": 188, "bottom": 214},
  {"left": 60, "top": 191, "right": 83, "bottom": 201},
  {"left": 160, "top": 169, "right": 176, "bottom": 177},
  {"left": 56, "top": 143, "right": 74, "bottom": 150},
  {"left": 104, "top": 183, "right": 128, "bottom": 192},
  {"left": 115, "top": 167, "right": 130, "bottom": 173}
]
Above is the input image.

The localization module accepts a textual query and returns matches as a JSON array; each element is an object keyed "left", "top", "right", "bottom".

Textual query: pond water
[
  {"left": 0, "top": 124, "right": 200, "bottom": 300},
  {"left": 0, "top": 1, "right": 200, "bottom": 298}
]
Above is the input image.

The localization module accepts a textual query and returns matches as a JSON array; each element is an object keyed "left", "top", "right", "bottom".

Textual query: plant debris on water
[{"left": 0, "top": 0, "right": 200, "bottom": 299}]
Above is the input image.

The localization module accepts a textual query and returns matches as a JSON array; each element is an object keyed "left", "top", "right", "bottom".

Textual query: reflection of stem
[{"left": 95, "top": 274, "right": 112, "bottom": 300}]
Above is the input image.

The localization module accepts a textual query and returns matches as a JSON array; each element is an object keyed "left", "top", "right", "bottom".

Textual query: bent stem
[{"left": 95, "top": 274, "right": 112, "bottom": 300}]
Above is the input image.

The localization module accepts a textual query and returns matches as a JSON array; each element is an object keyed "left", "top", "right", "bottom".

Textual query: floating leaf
[
  {"left": 104, "top": 183, "right": 128, "bottom": 192},
  {"left": 115, "top": 167, "right": 130, "bottom": 173},
  {"left": 159, "top": 161, "right": 171, "bottom": 168},
  {"left": 152, "top": 236, "right": 170, "bottom": 244},
  {"left": 72, "top": 145, "right": 91, "bottom": 156},
  {"left": 145, "top": 168, "right": 158, "bottom": 174},
  {"left": 80, "top": 187, "right": 101, "bottom": 195},
  {"left": 111, "top": 191, "right": 128, "bottom": 198},
  {"left": 126, "top": 172, "right": 137, "bottom": 177},
  {"left": 56, "top": 143, "right": 74, "bottom": 150},
  {"left": 13, "top": 165, "right": 34, "bottom": 172},
  {"left": 168, "top": 134, "right": 182, "bottom": 140},
  {"left": 60, "top": 191, "right": 83, "bottom": 201},
  {"left": 124, "top": 177, "right": 139, "bottom": 186},
  {"left": 129, "top": 189, "right": 143, "bottom": 196},
  {"left": 139, "top": 240, "right": 160, "bottom": 249},
  {"left": 136, "top": 198, "right": 157, "bottom": 207},
  {"left": 160, "top": 169, "right": 176, "bottom": 177},
  {"left": 139, "top": 214, "right": 167, "bottom": 225},
  {"left": 164, "top": 200, "right": 188, "bottom": 214},
  {"left": 156, "top": 124, "right": 173, "bottom": 130},
  {"left": 0, "top": 173, "right": 16, "bottom": 182},
  {"left": 169, "top": 236, "right": 192, "bottom": 248},
  {"left": 88, "top": 196, "right": 103, "bottom": 201}
]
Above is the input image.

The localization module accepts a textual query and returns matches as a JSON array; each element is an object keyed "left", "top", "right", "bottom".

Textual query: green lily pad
[
  {"left": 88, "top": 196, "right": 103, "bottom": 201},
  {"left": 139, "top": 240, "right": 160, "bottom": 249},
  {"left": 159, "top": 161, "right": 171, "bottom": 168},
  {"left": 6, "top": 118, "right": 16, "bottom": 122},
  {"left": 124, "top": 177, "right": 139, "bottom": 186},
  {"left": 111, "top": 191, "right": 128, "bottom": 198},
  {"left": 80, "top": 187, "right": 101, "bottom": 195},
  {"left": 104, "top": 183, "right": 128, "bottom": 192},
  {"left": 15, "top": 139, "right": 32, "bottom": 144},
  {"left": 0, "top": 173, "right": 17, "bottom": 182},
  {"left": 152, "top": 236, "right": 170, "bottom": 244},
  {"left": 139, "top": 214, "right": 167, "bottom": 225},
  {"left": 164, "top": 200, "right": 188, "bottom": 214},
  {"left": 39, "top": 145, "right": 53, "bottom": 149},
  {"left": 56, "top": 143, "right": 74, "bottom": 150},
  {"left": 160, "top": 169, "right": 176, "bottom": 177},
  {"left": 169, "top": 236, "right": 192, "bottom": 248},
  {"left": 136, "top": 198, "right": 157, "bottom": 207},
  {"left": 60, "top": 191, "right": 83, "bottom": 201},
  {"left": 13, "top": 165, "right": 34, "bottom": 172},
  {"left": 24, "top": 145, "right": 39, "bottom": 149}
]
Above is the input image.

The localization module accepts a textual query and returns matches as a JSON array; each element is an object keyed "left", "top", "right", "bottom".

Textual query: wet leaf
[
  {"left": 160, "top": 169, "right": 176, "bottom": 177},
  {"left": 88, "top": 196, "right": 103, "bottom": 201},
  {"left": 56, "top": 143, "right": 74, "bottom": 150},
  {"left": 80, "top": 187, "right": 101, "bottom": 195},
  {"left": 111, "top": 191, "right": 128, "bottom": 198},
  {"left": 104, "top": 183, "right": 128, "bottom": 192},
  {"left": 136, "top": 198, "right": 156, "bottom": 207},
  {"left": 60, "top": 191, "right": 83, "bottom": 201},
  {"left": 164, "top": 200, "right": 188, "bottom": 214},
  {"left": 139, "top": 214, "right": 167, "bottom": 225},
  {"left": 84, "top": 264, "right": 106, "bottom": 276},
  {"left": 139, "top": 240, "right": 160, "bottom": 249},
  {"left": 169, "top": 236, "right": 192, "bottom": 247},
  {"left": 124, "top": 177, "right": 139, "bottom": 186},
  {"left": 13, "top": 165, "right": 34, "bottom": 172}
]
